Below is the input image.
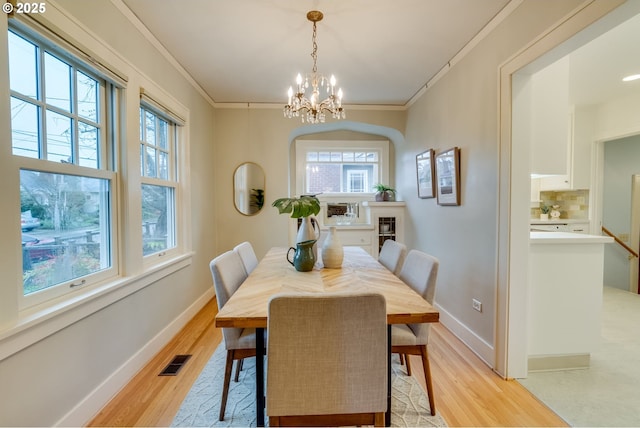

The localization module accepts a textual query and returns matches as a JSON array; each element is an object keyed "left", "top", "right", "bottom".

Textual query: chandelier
[{"left": 284, "top": 10, "right": 345, "bottom": 124}]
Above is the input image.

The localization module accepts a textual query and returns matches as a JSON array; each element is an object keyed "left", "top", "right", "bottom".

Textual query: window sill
[{"left": 0, "top": 252, "right": 193, "bottom": 362}]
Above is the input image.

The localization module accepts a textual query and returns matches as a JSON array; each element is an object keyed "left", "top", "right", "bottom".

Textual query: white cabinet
[
  {"left": 317, "top": 227, "right": 372, "bottom": 255},
  {"left": 531, "top": 57, "right": 571, "bottom": 176},
  {"left": 570, "top": 105, "right": 594, "bottom": 190},
  {"left": 362, "top": 201, "right": 405, "bottom": 258},
  {"left": 539, "top": 173, "right": 571, "bottom": 191},
  {"left": 569, "top": 222, "right": 590, "bottom": 234},
  {"left": 530, "top": 59, "right": 592, "bottom": 191}
]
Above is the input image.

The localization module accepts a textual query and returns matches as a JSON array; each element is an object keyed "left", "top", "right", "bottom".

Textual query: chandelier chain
[{"left": 311, "top": 21, "right": 318, "bottom": 75}]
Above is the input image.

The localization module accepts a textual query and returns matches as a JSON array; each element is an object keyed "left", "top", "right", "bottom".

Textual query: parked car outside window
[{"left": 21, "top": 211, "right": 41, "bottom": 231}]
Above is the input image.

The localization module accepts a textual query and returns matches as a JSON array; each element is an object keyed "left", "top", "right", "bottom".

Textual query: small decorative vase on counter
[
  {"left": 540, "top": 213, "right": 549, "bottom": 220},
  {"left": 321, "top": 226, "right": 344, "bottom": 269}
]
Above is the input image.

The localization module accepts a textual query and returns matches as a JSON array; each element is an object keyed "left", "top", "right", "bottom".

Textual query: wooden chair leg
[
  {"left": 219, "top": 350, "right": 234, "bottom": 421},
  {"left": 234, "top": 358, "right": 243, "bottom": 382},
  {"left": 399, "top": 353, "right": 405, "bottom": 365},
  {"left": 269, "top": 416, "right": 281, "bottom": 427},
  {"left": 420, "top": 345, "right": 436, "bottom": 416},
  {"left": 374, "top": 412, "right": 385, "bottom": 427},
  {"left": 405, "top": 353, "right": 412, "bottom": 376}
]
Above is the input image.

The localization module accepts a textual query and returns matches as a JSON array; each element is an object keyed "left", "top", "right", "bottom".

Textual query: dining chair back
[
  {"left": 392, "top": 249, "right": 439, "bottom": 415},
  {"left": 267, "top": 292, "right": 388, "bottom": 427},
  {"left": 233, "top": 241, "right": 259, "bottom": 275},
  {"left": 378, "top": 239, "right": 407, "bottom": 275},
  {"left": 209, "top": 250, "right": 259, "bottom": 421}
]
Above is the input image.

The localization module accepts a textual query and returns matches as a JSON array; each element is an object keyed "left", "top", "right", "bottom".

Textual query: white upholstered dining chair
[
  {"left": 391, "top": 249, "right": 439, "bottom": 415},
  {"left": 267, "top": 292, "right": 388, "bottom": 427},
  {"left": 233, "top": 241, "right": 259, "bottom": 275},
  {"left": 378, "top": 239, "right": 407, "bottom": 276},
  {"left": 209, "top": 250, "right": 262, "bottom": 421}
]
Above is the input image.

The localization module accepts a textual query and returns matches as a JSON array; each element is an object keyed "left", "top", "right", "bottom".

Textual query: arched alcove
[{"left": 287, "top": 120, "right": 405, "bottom": 194}]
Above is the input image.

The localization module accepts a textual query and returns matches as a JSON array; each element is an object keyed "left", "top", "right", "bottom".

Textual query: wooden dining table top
[{"left": 215, "top": 246, "right": 439, "bottom": 329}]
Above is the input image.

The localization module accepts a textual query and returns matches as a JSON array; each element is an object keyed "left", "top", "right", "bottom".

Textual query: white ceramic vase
[{"left": 321, "top": 226, "right": 344, "bottom": 269}]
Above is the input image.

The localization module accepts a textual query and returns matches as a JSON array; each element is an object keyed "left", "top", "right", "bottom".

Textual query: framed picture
[
  {"left": 435, "top": 147, "right": 461, "bottom": 206},
  {"left": 416, "top": 149, "right": 435, "bottom": 198}
]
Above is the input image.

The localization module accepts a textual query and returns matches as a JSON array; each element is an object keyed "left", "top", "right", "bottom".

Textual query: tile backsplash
[{"left": 532, "top": 189, "right": 589, "bottom": 219}]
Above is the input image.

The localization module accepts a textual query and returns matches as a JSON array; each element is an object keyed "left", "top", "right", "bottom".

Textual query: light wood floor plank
[{"left": 87, "top": 298, "right": 567, "bottom": 427}]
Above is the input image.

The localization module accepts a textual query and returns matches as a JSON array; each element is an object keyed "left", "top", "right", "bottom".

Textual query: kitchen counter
[
  {"left": 528, "top": 231, "right": 612, "bottom": 372},
  {"left": 530, "top": 219, "right": 589, "bottom": 224},
  {"left": 530, "top": 231, "right": 613, "bottom": 244}
]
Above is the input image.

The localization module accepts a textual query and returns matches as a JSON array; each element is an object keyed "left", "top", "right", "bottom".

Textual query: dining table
[{"left": 215, "top": 245, "right": 439, "bottom": 427}]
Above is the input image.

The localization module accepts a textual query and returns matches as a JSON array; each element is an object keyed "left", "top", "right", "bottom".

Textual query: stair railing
[{"left": 601, "top": 226, "right": 639, "bottom": 259}]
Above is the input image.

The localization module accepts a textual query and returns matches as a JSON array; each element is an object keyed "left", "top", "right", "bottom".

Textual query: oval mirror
[{"left": 233, "top": 162, "right": 265, "bottom": 216}]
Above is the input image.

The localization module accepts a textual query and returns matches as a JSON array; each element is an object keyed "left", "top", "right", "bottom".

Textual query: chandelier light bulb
[{"left": 283, "top": 10, "right": 346, "bottom": 124}]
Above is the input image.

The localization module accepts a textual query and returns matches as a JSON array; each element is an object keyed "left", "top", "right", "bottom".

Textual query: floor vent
[{"left": 159, "top": 354, "right": 192, "bottom": 376}]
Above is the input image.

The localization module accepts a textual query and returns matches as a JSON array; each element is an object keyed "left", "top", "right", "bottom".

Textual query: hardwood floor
[{"left": 88, "top": 298, "right": 568, "bottom": 427}]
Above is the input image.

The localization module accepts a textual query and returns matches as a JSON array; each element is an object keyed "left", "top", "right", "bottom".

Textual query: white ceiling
[
  {"left": 567, "top": 11, "right": 640, "bottom": 106},
  {"left": 119, "top": 0, "right": 640, "bottom": 109},
  {"left": 120, "top": 0, "right": 511, "bottom": 106}
]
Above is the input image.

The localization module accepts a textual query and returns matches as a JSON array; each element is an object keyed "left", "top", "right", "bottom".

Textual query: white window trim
[
  {"left": 295, "top": 139, "right": 389, "bottom": 199},
  {"left": 138, "top": 87, "right": 189, "bottom": 267},
  {"left": 0, "top": 4, "right": 193, "bottom": 360},
  {"left": 9, "top": 23, "right": 121, "bottom": 309}
]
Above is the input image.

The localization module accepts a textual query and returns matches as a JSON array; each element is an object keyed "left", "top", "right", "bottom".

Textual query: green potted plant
[
  {"left": 373, "top": 183, "right": 395, "bottom": 202},
  {"left": 540, "top": 203, "right": 550, "bottom": 220},
  {"left": 251, "top": 188, "right": 264, "bottom": 211},
  {"left": 272, "top": 195, "right": 321, "bottom": 218}
]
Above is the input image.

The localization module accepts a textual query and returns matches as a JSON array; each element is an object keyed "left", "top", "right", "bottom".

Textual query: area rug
[{"left": 172, "top": 344, "right": 447, "bottom": 427}]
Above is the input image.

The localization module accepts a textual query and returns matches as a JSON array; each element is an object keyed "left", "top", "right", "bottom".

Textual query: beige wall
[
  {"left": 401, "top": 0, "right": 590, "bottom": 364},
  {"left": 0, "top": 1, "right": 217, "bottom": 425},
  {"left": 212, "top": 107, "right": 406, "bottom": 259}
]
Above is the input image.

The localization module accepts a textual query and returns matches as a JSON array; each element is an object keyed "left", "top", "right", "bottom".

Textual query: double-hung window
[
  {"left": 139, "top": 95, "right": 181, "bottom": 257},
  {"left": 9, "top": 25, "right": 119, "bottom": 307}
]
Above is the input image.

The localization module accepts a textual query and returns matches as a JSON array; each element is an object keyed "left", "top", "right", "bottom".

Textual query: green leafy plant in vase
[
  {"left": 540, "top": 203, "right": 550, "bottom": 220},
  {"left": 272, "top": 195, "right": 322, "bottom": 266},
  {"left": 272, "top": 195, "right": 321, "bottom": 218}
]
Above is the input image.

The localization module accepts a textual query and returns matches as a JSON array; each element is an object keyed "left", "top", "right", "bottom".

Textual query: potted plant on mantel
[{"left": 373, "top": 183, "right": 396, "bottom": 202}]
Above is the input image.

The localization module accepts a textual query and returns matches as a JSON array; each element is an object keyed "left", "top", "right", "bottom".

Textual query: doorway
[
  {"left": 602, "top": 135, "right": 640, "bottom": 293},
  {"left": 498, "top": 0, "right": 640, "bottom": 379}
]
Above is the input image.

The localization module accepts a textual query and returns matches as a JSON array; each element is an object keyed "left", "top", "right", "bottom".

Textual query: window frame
[
  {"left": 295, "top": 140, "right": 390, "bottom": 199},
  {"left": 139, "top": 93, "right": 184, "bottom": 265},
  {"left": 0, "top": 5, "right": 193, "bottom": 363},
  {"left": 8, "top": 23, "right": 122, "bottom": 309}
]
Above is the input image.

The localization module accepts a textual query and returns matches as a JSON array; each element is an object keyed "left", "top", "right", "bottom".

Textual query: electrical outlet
[
  {"left": 619, "top": 233, "right": 629, "bottom": 242},
  {"left": 472, "top": 299, "right": 482, "bottom": 312}
]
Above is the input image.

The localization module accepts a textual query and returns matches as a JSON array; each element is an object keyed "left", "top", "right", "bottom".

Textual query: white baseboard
[
  {"left": 55, "top": 288, "right": 215, "bottom": 427},
  {"left": 435, "top": 302, "right": 495, "bottom": 367}
]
